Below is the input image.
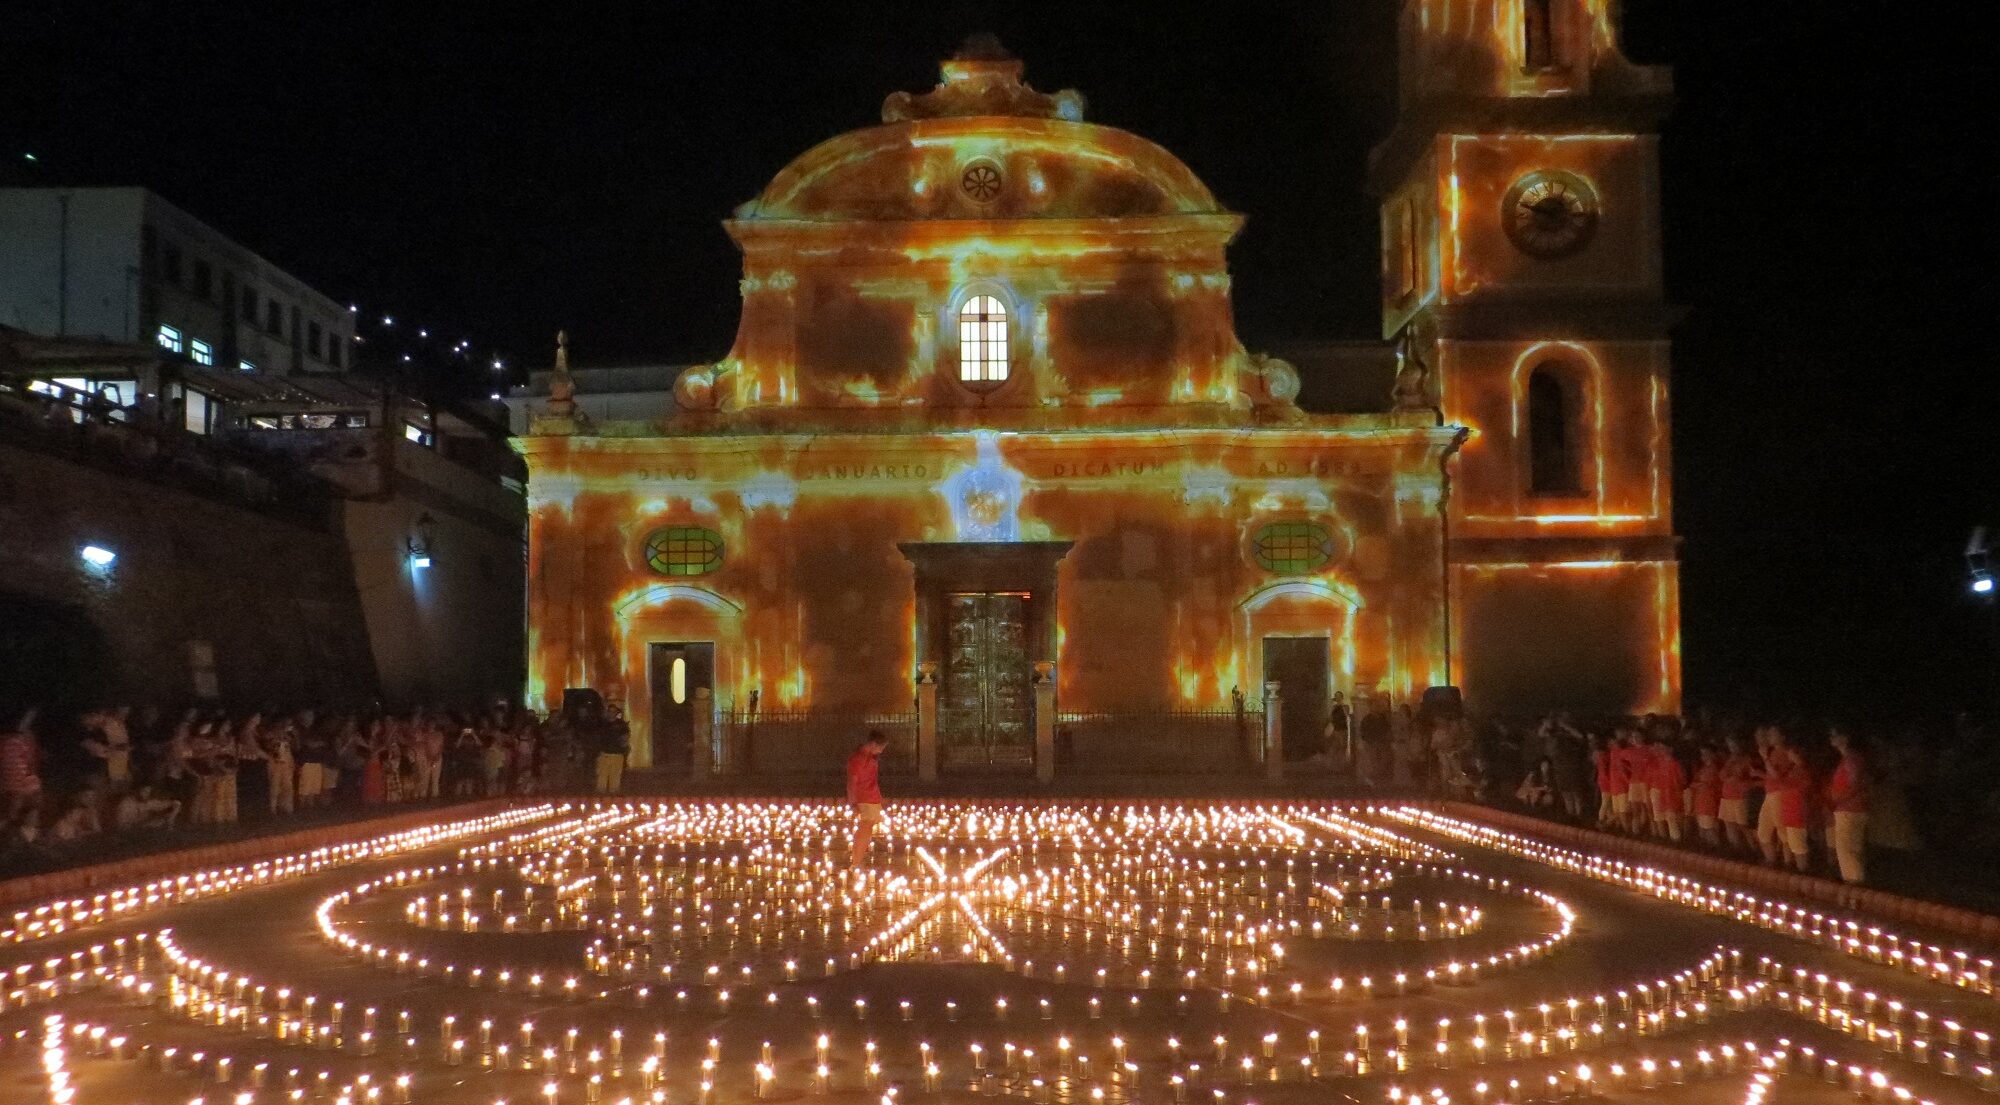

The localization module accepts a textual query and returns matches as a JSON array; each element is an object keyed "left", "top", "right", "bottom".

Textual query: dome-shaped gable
[{"left": 735, "top": 39, "right": 1221, "bottom": 223}]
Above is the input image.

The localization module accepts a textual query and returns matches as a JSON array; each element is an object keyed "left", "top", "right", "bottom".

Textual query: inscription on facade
[{"left": 629, "top": 456, "right": 1385, "bottom": 484}]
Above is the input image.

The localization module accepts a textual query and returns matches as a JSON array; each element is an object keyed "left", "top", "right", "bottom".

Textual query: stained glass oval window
[
  {"left": 1251, "top": 521, "right": 1336, "bottom": 574},
  {"left": 644, "top": 526, "right": 724, "bottom": 577}
]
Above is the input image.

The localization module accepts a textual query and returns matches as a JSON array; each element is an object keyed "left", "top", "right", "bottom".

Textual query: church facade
[{"left": 513, "top": 2, "right": 1679, "bottom": 769}]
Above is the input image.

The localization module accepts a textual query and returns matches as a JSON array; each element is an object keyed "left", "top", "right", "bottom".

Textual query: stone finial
[
  {"left": 882, "top": 35, "right": 1086, "bottom": 123},
  {"left": 547, "top": 330, "right": 576, "bottom": 415}
]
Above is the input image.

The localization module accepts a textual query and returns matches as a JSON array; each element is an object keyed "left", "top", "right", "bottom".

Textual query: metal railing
[
  {"left": 0, "top": 377, "right": 334, "bottom": 525},
  {"left": 717, "top": 710, "right": 918, "bottom": 775},
  {"left": 1054, "top": 708, "right": 1265, "bottom": 774}
]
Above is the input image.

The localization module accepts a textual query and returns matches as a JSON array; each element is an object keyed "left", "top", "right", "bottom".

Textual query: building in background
[
  {"left": 1369, "top": 0, "right": 1680, "bottom": 715},
  {"left": 510, "top": 15, "right": 1681, "bottom": 776},
  {"left": 508, "top": 42, "right": 1465, "bottom": 775},
  {"left": 0, "top": 187, "right": 355, "bottom": 377},
  {"left": 0, "top": 186, "right": 525, "bottom": 710}
]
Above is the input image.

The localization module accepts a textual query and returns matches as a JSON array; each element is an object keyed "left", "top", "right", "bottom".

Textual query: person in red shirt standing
[
  {"left": 1761, "top": 734, "right": 1811, "bottom": 871},
  {"left": 1826, "top": 726, "right": 1869, "bottom": 884},
  {"left": 1717, "top": 735, "right": 1758, "bottom": 855},
  {"left": 846, "top": 729, "right": 890, "bottom": 870},
  {"left": 1649, "top": 735, "right": 1687, "bottom": 842},
  {"left": 1623, "top": 731, "right": 1653, "bottom": 834},
  {"left": 1600, "top": 732, "right": 1632, "bottom": 828},
  {"left": 1591, "top": 734, "right": 1618, "bottom": 828},
  {"left": 1690, "top": 745, "right": 1724, "bottom": 849}
]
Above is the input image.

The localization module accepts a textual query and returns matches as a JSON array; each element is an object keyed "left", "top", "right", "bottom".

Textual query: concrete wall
[
  {"left": 0, "top": 188, "right": 145, "bottom": 342},
  {"left": 342, "top": 439, "right": 525, "bottom": 707},
  {"left": 0, "top": 441, "right": 378, "bottom": 710}
]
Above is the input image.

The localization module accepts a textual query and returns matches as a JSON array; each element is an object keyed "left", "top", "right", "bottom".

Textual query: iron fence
[
  {"left": 1054, "top": 708, "right": 1266, "bottom": 774},
  {"left": 717, "top": 710, "right": 918, "bottom": 775}
]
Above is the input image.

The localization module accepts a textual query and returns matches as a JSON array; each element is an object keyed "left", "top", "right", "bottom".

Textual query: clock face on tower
[{"left": 1503, "top": 170, "right": 1600, "bottom": 258}]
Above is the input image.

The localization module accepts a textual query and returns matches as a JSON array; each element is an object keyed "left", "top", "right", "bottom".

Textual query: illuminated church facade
[{"left": 513, "top": 1, "right": 1679, "bottom": 769}]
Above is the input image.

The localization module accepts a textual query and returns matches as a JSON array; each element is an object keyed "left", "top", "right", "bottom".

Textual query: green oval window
[
  {"left": 1252, "top": 521, "right": 1335, "bottom": 574},
  {"left": 644, "top": 526, "right": 724, "bottom": 577}
]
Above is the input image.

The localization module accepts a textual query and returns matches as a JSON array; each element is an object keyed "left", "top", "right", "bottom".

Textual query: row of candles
[
  {"left": 3, "top": 805, "right": 555, "bottom": 946},
  {"left": 337, "top": 829, "right": 1576, "bottom": 1005},
  {"left": 1380, "top": 806, "right": 1999, "bottom": 996},
  {"left": 3, "top": 804, "right": 1984, "bottom": 1105},
  {"left": 140, "top": 904, "right": 1997, "bottom": 1098},
  {"left": 28, "top": 998, "right": 1957, "bottom": 1105}
]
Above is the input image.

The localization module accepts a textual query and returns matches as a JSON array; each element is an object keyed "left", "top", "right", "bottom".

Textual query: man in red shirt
[
  {"left": 846, "top": 730, "right": 890, "bottom": 870},
  {"left": 1826, "top": 727, "right": 1869, "bottom": 884}
]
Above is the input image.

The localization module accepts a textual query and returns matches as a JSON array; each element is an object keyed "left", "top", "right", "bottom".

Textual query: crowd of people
[
  {"left": 0, "top": 702, "right": 632, "bottom": 864},
  {"left": 1330, "top": 699, "right": 1981, "bottom": 888}
]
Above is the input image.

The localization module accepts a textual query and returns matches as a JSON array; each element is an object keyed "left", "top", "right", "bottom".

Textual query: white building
[{"left": 0, "top": 187, "right": 356, "bottom": 380}]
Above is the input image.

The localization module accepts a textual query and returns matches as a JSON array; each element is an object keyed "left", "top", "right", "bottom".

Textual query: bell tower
[{"left": 1370, "top": 0, "right": 1680, "bottom": 714}]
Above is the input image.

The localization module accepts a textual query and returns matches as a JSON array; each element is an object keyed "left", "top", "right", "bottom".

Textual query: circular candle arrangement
[{"left": 0, "top": 801, "right": 1982, "bottom": 1104}]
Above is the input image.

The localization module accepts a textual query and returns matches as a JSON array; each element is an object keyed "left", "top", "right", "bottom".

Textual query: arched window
[
  {"left": 1523, "top": 0, "right": 1555, "bottom": 69},
  {"left": 957, "top": 294, "right": 1009, "bottom": 386},
  {"left": 1526, "top": 369, "right": 1581, "bottom": 495}
]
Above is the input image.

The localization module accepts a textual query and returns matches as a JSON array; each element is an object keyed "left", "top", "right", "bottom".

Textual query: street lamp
[{"left": 408, "top": 513, "right": 437, "bottom": 571}]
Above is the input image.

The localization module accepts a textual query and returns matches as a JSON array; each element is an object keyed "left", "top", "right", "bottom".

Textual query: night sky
[{"left": 10, "top": 1, "right": 1995, "bottom": 718}]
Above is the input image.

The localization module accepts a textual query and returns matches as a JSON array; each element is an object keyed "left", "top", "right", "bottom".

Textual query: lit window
[
  {"left": 181, "top": 388, "right": 213, "bottom": 435},
  {"left": 670, "top": 657, "right": 688, "bottom": 704},
  {"left": 644, "top": 526, "right": 724, "bottom": 577},
  {"left": 190, "top": 339, "right": 214, "bottom": 366},
  {"left": 957, "top": 294, "right": 1009, "bottom": 385},
  {"left": 1251, "top": 521, "right": 1337, "bottom": 574},
  {"left": 404, "top": 422, "right": 433, "bottom": 446},
  {"left": 239, "top": 359, "right": 257, "bottom": 373},
  {"left": 156, "top": 324, "right": 184, "bottom": 354}
]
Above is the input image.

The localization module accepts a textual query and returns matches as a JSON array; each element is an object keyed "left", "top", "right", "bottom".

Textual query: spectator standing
[
  {"left": 1691, "top": 745, "right": 1723, "bottom": 848},
  {"left": 1327, "top": 692, "right": 1351, "bottom": 764},
  {"left": 0, "top": 710, "right": 41, "bottom": 819},
  {"left": 1718, "top": 735, "right": 1758, "bottom": 854},
  {"left": 482, "top": 731, "right": 509, "bottom": 796},
  {"left": 1827, "top": 726, "right": 1869, "bottom": 884},
  {"left": 1548, "top": 718, "right": 1591, "bottom": 822},
  {"left": 1760, "top": 730, "right": 1811, "bottom": 871},
  {"left": 266, "top": 722, "right": 296, "bottom": 816},
  {"left": 1356, "top": 697, "right": 1390, "bottom": 788},
  {"left": 449, "top": 728, "right": 483, "bottom": 796},
  {"left": 1390, "top": 706, "right": 1419, "bottom": 788},
  {"left": 296, "top": 722, "right": 331, "bottom": 809},
  {"left": 595, "top": 704, "right": 631, "bottom": 794},
  {"left": 1650, "top": 734, "right": 1688, "bottom": 842},
  {"left": 80, "top": 708, "right": 132, "bottom": 791},
  {"left": 234, "top": 717, "right": 269, "bottom": 824}
]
